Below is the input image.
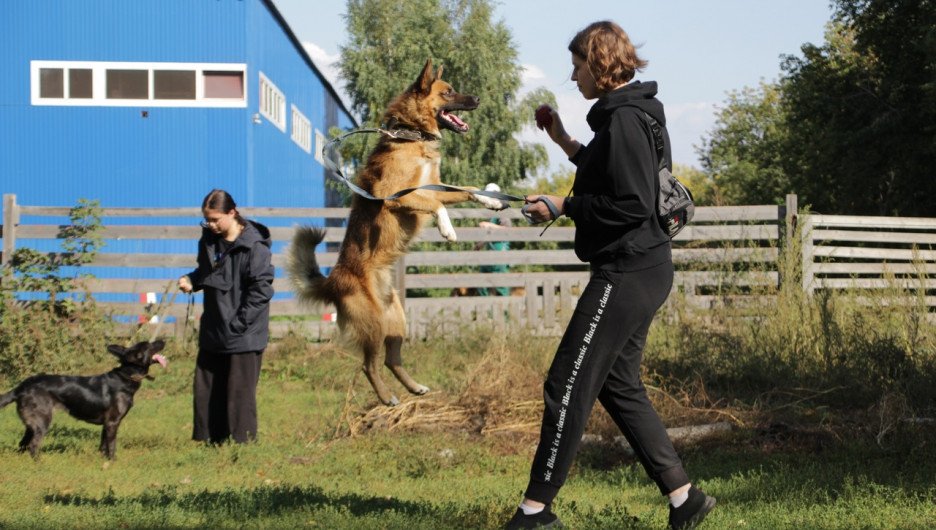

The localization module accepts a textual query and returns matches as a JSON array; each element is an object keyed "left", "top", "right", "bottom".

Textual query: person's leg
[
  {"left": 227, "top": 351, "right": 262, "bottom": 443},
  {"left": 597, "top": 316, "right": 689, "bottom": 495},
  {"left": 523, "top": 269, "right": 653, "bottom": 505},
  {"left": 598, "top": 261, "right": 690, "bottom": 494},
  {"left": 193, "top": 350, "right": 228, "bottom": 442}
]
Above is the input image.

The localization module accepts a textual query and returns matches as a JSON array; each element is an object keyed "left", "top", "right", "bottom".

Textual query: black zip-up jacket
[
  {"left": 185, "top": 220, "right": 274, "bottom": 354},
  {"left": 564, "top": 81, "right": 672, "bottom": 270}
]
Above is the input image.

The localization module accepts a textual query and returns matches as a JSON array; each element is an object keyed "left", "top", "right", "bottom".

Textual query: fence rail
[{"left": 3, "top": 193, "right": 934, "bottom": 338}]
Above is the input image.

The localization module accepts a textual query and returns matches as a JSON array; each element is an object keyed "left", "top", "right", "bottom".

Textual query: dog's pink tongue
[
  {"left": 153, "top": 354, "right": 168, "bottom": 368},
  {"left": 442, "top": 110, "right": 466, "bottom": 128}
]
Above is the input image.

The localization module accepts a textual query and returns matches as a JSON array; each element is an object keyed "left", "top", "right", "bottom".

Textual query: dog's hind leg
[
  {"left": 362, "top": 338, "right": 399, "bottom": 407},
  {"left": 17, "top": 399, "right": 51, "bottom": 459},
  {"left": 344, "top": 294, "right": 400, "bottom": 406},
  {"left": 384, "top": 292, "right": 430, "bottom": 396}
]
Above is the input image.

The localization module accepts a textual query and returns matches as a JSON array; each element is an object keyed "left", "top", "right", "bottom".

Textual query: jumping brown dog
[{"left": 287, "top": 59, "right": 507, "bottom": 406}]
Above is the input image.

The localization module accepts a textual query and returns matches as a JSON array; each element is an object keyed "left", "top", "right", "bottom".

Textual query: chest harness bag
[{"left": 643, "top": 112, "right": 695, "bottom": 238}]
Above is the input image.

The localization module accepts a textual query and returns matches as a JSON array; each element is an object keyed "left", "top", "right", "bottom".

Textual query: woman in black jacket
[
  {"left": 179, "top": 189, "right": 274, "bottom": 444},
  {"left": 504, "top": 21, "right": 715, "bottom": 530}
]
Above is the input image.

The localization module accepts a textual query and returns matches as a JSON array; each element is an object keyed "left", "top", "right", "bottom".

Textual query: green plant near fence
[{"left": 0, "top": 199, "right": 114, "bottom": 380}]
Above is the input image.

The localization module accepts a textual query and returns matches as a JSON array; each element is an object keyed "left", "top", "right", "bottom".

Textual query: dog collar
[{"left": 383, "top": 127, "right": 441, "bottom": 142}]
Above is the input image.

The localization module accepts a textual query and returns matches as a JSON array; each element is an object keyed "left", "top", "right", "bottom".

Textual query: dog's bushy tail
[
  {"left": 0, "top": 391, "right": 14, "bottom": 409},
  {"left": 286, "top": 226, "right": 333, "bottom": 306}
]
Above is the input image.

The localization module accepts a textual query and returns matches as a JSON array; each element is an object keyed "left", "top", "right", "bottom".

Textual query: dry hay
[
  {"left": 339, "top": 340, "right": 744, "bottom": 440},
  {"left": 342, "top": 342, "right": 546, "bottom": 438}
]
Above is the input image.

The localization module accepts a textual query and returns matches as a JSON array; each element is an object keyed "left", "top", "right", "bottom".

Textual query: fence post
[
  {"left": 778, "top": 193, "right": 798, "bottom": 289},
  {"left": 2, "top": 193, "right": 19, "bottom": 268}
]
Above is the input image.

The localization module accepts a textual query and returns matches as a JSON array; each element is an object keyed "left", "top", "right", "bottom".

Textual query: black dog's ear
[
  {"left": 107, "top": 344, "right": 127, "bottom": 358},
  {"left": 414, "top": 58, "right": 434, "bottom": 94}
]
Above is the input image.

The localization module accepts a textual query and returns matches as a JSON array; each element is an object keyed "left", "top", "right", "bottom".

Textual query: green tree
[
  {"left": 338, "top": 0, "right": 551, "bottom": 193},
  {"left": 697, "top": 81, "right": 790, "bottom": 206},
  {"left": 698, "top": 0, "right": 936, "bottom": 215},
  {"left": 780, "top": 0, "right": 936, "bottom": 215},
  {"left": 673, "top": 163, "right": 719, "bottom": 206}
]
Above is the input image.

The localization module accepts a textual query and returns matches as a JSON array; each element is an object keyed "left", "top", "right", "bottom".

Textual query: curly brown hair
[{"left": 568, "top": 20, "right": 647, "bottom": 92}]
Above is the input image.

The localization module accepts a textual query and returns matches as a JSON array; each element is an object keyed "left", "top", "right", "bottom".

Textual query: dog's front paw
[
  {"left": 435, "top": 206, "right": 458, "bottom": 242},
  {"left": 438, "top": 224, "right": 458, "bottom": 242},
  {"left": 473, "top": 192, "right": 509, "bottom": 211},
  {"left": 410, "top": 384, "right": 430, "bottom": 396}
]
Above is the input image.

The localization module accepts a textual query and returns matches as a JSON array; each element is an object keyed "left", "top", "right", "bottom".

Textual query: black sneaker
[
  {"left": 504, "top": 506, "right": 564, "bottom": 529},
  {"left": 668, "top": 486, "right": 716, "bottom": 529}
]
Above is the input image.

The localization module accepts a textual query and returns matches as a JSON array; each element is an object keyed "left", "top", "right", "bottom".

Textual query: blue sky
[{"left": 272, "top": 0, "right": 834, "bottom": 175}]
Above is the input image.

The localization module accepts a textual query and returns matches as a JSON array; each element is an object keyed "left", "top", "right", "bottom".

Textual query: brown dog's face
[{"left": 385, "top": 59, "right": 479, "bottom": 136}]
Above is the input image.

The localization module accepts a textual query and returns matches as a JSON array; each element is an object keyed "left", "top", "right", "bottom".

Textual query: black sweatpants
[
  {"left": 525, "top": 261, "right": 689, "bottom": 503},
  {"left": 193, "top": 350, "right": 263, "bottom": 444}
]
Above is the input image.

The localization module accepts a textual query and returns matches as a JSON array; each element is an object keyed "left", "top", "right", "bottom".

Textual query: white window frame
[
  {"left": 291, "top": 105, "right": 312, "bottom": 153},
  {"left": 258, "top": 72, "right": 286, "bottom": 132},
  {"left": 30, "top": 60, "right": 247, "bottom": 107},
  {"left": 314, "top": 129, "right": 326, "bottom": 165}
]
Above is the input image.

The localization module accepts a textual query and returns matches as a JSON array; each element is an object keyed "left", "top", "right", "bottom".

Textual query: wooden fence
[{"left": 3, "top": 193, "right": 933, "bottom": 338}]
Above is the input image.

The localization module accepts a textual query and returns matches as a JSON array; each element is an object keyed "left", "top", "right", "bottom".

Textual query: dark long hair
[{"left": 201, "top": 189, "right": 247, "bottom": 226}]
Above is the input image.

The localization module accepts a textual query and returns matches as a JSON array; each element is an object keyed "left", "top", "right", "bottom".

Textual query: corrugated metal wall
[{"left": 1, "top": 0, "right": 357, "bottom": 305}]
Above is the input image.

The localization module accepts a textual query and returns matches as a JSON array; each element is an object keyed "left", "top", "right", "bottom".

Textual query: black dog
[{"left": 0, "top": 340, "right": 167, "bottom": 459}]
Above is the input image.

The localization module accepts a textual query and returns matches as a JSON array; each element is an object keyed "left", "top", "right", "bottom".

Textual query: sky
[{"left": 272, "top": 0, "right": 835, "bottom": 176}]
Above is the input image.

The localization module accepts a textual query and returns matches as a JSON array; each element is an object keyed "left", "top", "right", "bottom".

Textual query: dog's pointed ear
[
  {"left": 436, "top": 65, "right": 443, "bottom": 81},
  {"left": 107, "top": 344, "right": 126, "bottom": 358},
  {"left": 415, "top": 58, "right": 434, "bottom": 94}
]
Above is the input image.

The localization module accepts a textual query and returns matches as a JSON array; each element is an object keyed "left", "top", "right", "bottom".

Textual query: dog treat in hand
[{"left": 535, "top": 105, "right": 553, "bottom": 129}]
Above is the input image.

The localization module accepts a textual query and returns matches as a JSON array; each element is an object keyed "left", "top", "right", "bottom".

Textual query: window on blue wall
[
  {"left": 39, "top": 68, "right": 64, "bottom": 98},
  {"left": 69, "top": 69, "right": 92, "bottom": 98},
  {"left": 154, "top": 70, "right": 196, "bottom": 100},
  {"left": 259, "top": 72, "right": 286, "bottom": 132},
  {"left": 107, "top": 70, "right": 148, "bottom": 99},
  {"left": 204, "top": 71, "right": 244, "bottom": 99},
  {"left": 31, "top": 61, "right": 247, "bottom": 108},
  {"left": 291, "top": 105, "right": 312, "bottom": 153}
]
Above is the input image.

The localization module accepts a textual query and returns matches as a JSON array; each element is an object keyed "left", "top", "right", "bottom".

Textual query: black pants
[
  {"left": 525, "top": 261, "right": 689, "bottom": 503},
  {"left": 193, "top": 350, "right": 263, "bottom": 444}
]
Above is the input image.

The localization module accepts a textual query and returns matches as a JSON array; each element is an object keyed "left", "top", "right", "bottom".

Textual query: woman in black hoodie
[
  {"left": 504, "top": 21, "right": 715, "bottom": 530},
  {"left": 179, "top": 189, "right": 274, "bottom": 444}
]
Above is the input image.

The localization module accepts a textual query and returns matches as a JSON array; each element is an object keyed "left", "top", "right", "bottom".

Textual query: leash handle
[
  {"left": 521, "top": 196, "right": 560, "bottom": 224},
  {"left": 323, "top": 130, "right": 525, "bottom": 203}
]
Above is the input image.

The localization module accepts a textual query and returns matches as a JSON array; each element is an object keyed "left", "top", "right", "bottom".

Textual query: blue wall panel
[{"left": 1, "top": 0, "right": 356, "bottom": 296}]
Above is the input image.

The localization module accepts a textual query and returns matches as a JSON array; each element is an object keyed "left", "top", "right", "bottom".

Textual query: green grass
[{"left": 2, "top": 336, "right": 935, "bottom": 530}]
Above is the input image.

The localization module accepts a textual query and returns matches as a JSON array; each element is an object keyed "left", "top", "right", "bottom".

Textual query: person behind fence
[
  {"left": 503, "top": 21, "right": 716, "bottom": 530},
  {"left": 477, "top": 183, "right": 512, "bottom": 297},
  {"left": 178, "top": 189, "right": 274, "bottom": 445}
]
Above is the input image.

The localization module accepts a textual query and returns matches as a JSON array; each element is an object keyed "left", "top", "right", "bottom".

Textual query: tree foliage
[
  {"left": 698, "top": 82, "right": 790, "bottom": 206},
  {"left": 338, "top": 0, "right": 552, "bottom": 193},
  {"left": 698, "top": 0, "right": 936, "bottom": 215}
]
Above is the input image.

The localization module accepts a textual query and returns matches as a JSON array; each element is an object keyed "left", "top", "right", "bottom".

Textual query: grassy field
[{"left": 1, "top": 328, "right": 935, "bottom": 530}]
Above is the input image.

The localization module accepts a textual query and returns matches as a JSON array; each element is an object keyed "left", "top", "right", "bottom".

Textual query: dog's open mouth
[
  {"left": 152, "top": 354, "right": 168, "bottom": 369},
  {"left": 438, "top": 109, "right": 470, "bottom": 133}
]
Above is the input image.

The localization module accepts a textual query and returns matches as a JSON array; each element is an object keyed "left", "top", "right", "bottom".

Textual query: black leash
[{"left": 322, "top": 128, "right": 526, "bottom": 203}]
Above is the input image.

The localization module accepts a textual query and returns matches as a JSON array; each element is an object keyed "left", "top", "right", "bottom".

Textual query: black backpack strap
[{"left": 642, "top": 112, "right": 666, "bottom": 172}]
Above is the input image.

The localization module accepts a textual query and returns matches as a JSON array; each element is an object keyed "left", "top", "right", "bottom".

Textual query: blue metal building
[{"left": 0, "top": 0, "right": 356, "bottom": 210}]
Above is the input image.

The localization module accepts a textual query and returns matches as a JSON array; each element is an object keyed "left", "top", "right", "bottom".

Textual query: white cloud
[
  {"left": 666, "top": 101, "right": 717, "bottom": 167},
  {"left": 302, "top": 41, "right": 354, "bottom": 111},
  {"left": 521, "top": 63, "right": 546, "bottom": 84}
]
